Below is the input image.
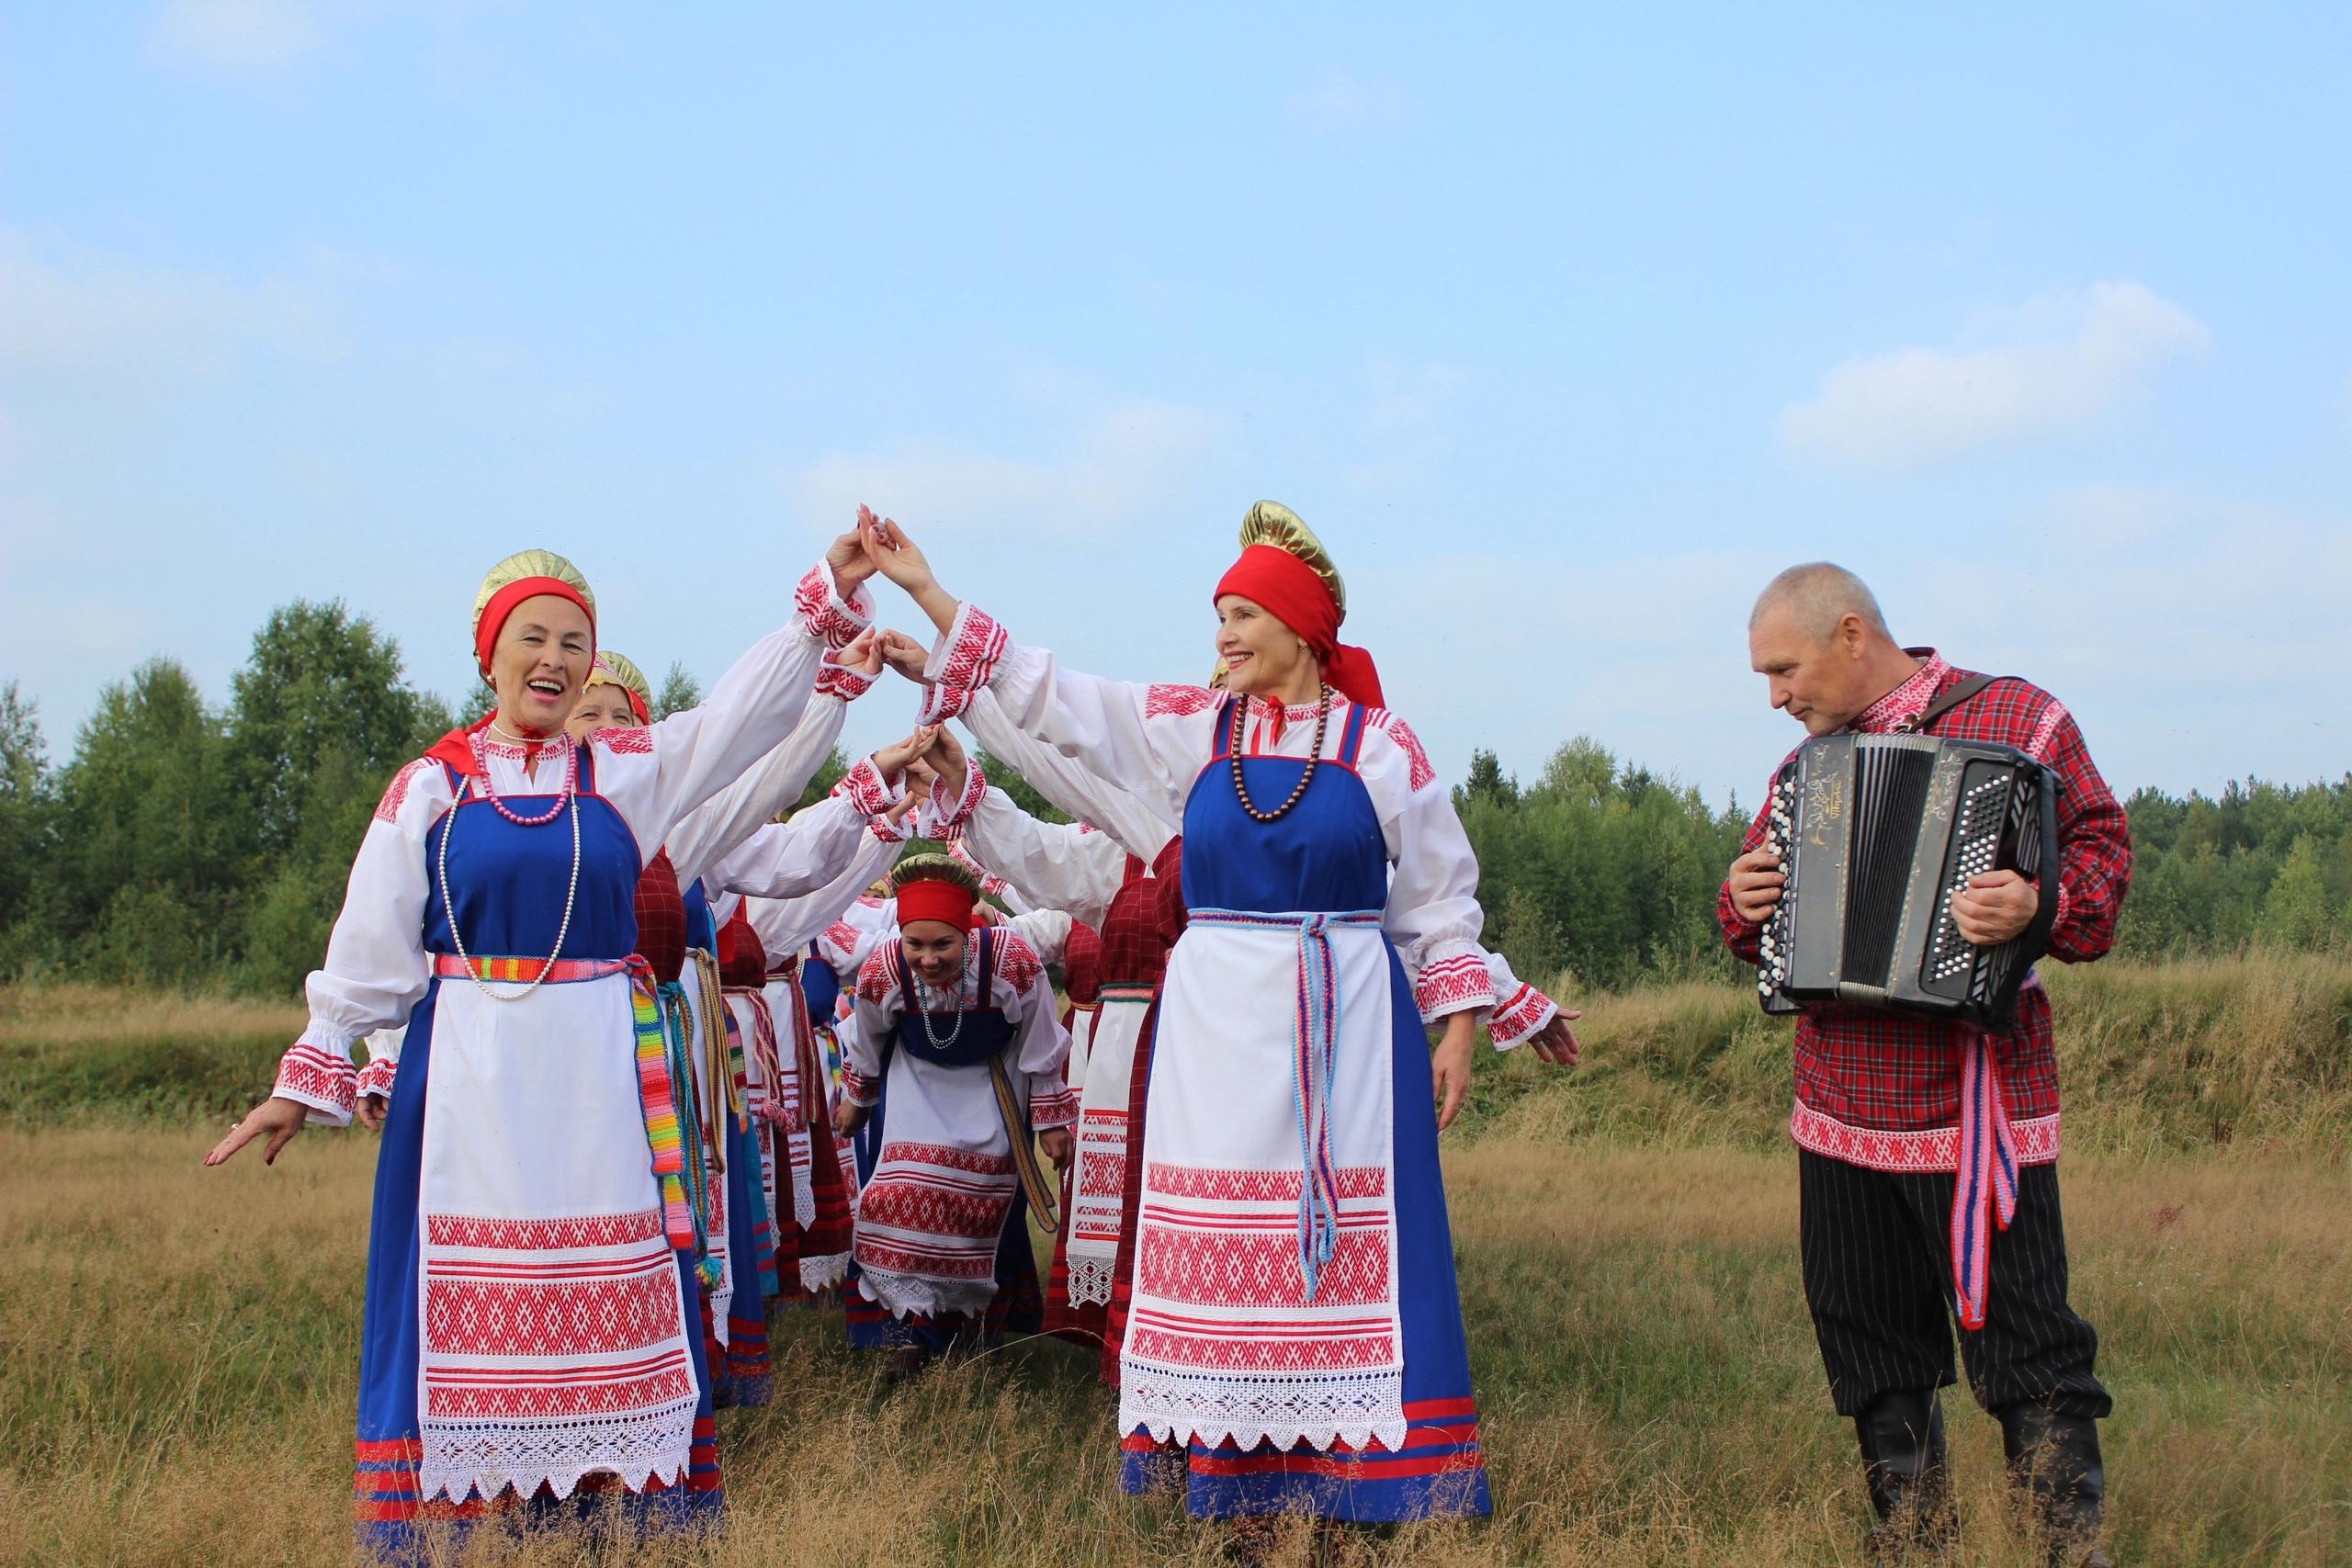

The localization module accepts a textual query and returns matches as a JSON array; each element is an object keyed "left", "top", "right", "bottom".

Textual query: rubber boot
[
  {"left": 1854, "top": 1389, "right": 1956, "bottom": 1559},
  {"left": 1998, "top": 1403, "right": 2112, "bottom": 1567}
]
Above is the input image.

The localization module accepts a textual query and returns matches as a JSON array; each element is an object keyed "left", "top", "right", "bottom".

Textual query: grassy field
[{"left": 1, "top": 955, "right": 2346, "bottom": 1565}]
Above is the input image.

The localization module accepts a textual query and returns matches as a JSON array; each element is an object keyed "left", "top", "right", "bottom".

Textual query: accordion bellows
[{"left": 1758, "top": 734, "right": 2060, "bottom": 1028}]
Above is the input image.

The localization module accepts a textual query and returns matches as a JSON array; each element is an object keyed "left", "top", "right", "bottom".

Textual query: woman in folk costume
[
  {"left": 916, "top": 707, "right": 1580, "bottom": 1385},
  {"left": 831, "top": 856, "right": 1079, "bottom": 1376},
  {"left": 865, "top": 502, "right": 1539, "bottom": 1527},
  {"left": 206, "top": 536, "right": 879, "bottom": 1557}
]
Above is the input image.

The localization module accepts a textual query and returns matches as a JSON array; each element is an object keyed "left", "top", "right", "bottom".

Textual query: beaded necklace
[
  {"left": 437, "top": 734, "right": 582, "bottom": 1003},
  {"left": 910, "top": 942, "right": 973, "bottom": 1051},
  {"left": 1229, "top": 685, "right": 1332, "bottom": 823}
]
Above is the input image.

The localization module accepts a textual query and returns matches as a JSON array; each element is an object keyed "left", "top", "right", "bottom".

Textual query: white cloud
[
  {"left": 780, "top": 400, "right": 1227, "bottom": 540},
  {"left": 147, "top": 0, "right": 336, "bottom": 73},
  {"left": 1285, "top": 66, "right": 1420, "bottom": 134},
  {"left": 1779, "top": 281, "right": 2209, "bottom": 468},
  {"left": 0, "top": 227, "right": 344, "bottom": 397}
]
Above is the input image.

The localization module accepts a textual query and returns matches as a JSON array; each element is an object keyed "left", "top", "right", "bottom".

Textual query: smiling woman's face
[
  {"left": 490, "top": 594, "right": 594, "bottom": 735},
  {"left": 900, "top": 919, "right": 967, "bottom": 986},
  {"left": 1213, "top": 593, "right": 1316, "bottom": 699},
  {"left": 566, "top": 684, "right": 641, "bottom": 743}
]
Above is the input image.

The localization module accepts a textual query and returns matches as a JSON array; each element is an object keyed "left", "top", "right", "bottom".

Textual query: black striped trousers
[{"left": 1798, "top": 1149, "right": 2110, "bottom": 1419}]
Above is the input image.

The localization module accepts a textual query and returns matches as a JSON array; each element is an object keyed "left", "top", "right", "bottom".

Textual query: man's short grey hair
[{"left": 1749, "top": 562, "right": 1892, "bottom": 642}]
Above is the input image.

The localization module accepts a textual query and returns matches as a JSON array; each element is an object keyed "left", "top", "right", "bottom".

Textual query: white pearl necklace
[
  {"left": 436, "top": 769, "right": 582, "bottom": 1004},
  {"left": 910, "top": 947, "right": 973, "bottom": 1051}
]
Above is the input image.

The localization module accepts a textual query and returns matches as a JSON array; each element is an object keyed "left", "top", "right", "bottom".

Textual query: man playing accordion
[{"left": 1719, "top": 563, "right": 2132, "bottom": 1568}]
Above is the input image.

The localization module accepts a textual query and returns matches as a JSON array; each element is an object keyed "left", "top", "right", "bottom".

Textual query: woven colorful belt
[{"left": 431, "top": 953, "right": 627, "bottom": 984}]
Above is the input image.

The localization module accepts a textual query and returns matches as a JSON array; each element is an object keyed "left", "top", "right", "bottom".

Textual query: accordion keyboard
[
  {"left": 1927, "top": 773, "right": 2012, "bottom": 985},
  {"left": 1758, "top": 770, "right": 1799, "bottom": 1006}
]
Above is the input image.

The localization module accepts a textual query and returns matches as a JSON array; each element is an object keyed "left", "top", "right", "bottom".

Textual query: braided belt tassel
[
  {"left": 1951, "top": 1030, "right": 2020, "bottom": 1330},
  {"left": 1291, "top": 912, "right": 1344, "bottom": 1303},
  {"left": 659, "top": 979, "right": 725, "bottom": 1289},
  {"left": 627, "top": 960, "right": 697, "bottom": 1258}
]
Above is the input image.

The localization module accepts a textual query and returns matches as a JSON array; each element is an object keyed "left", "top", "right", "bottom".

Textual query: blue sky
[{"left": 5, "top": 2, "right": 2347, "bottom": 807}]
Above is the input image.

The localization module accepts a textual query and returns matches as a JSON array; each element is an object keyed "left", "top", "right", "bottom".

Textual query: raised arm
[
  {"left": 704, "top": 731, "right": 922, "bottom": 901},
  {"left": 858, "top": 514, "right": 1216, "bottom": 819},
  {"left": 956, "top": 688, "right": 1182, "bottom": 854},
  {"left": 663, "top": 642, "right": 879, "bottom": 890},
  {"left": 602, "top": 550, "right": 876, "bottom": 850},
  {"left": 928, "top": 777, "right": 1130, "bottom": 931}
]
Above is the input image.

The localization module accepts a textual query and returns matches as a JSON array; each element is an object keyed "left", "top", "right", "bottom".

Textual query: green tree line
[{"left": 1, "top": 607, "right": 2346, "bottom": 996}]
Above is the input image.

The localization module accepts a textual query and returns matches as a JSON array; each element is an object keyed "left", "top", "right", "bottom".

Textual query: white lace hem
[
  {"left": 419, "top": 1399, "right": 697, "bottom": 1506},
  {"left": 1066, "top": 1253, "right": 1118, "bottom": 1308},
  {"left": 857, "top": 1267, "right": 995, "bottom": 1321},
  {"left": 799, "top": 1250, "right": 851, "bottom": 1292},
  {"left": 1119, "top": 1368, "right": 1406, "bottom": 1454}
]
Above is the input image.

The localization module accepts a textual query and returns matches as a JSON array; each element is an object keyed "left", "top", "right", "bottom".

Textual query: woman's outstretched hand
[
  {"left": 871, "top": 725, "right": 941, "bottom": 783},
  {"left": 837, "top": 629, "right": 883, "bottom": 680},
  {"left": 857, "top": 510, "right": 961, "bottom": 636},
  {"left": 356, "top": 1093, "right": 390, "bottom": 1131},
  {"left": 876, "top": 628, "right": 930, "bottom": 683},
  {"left": 1432, "top": 1012, "right": 1476, "bottom": 1132},
  {"left": 856, "top": 507, "right": 933, "bottom": 591},
  {"left": 1530, "top": 1009, "right": 1583, "bottom": 1067},
  {"left": 828, "top": 522, "right": 879, "bottom": 595},
  {"left": 204, "top": 1095, "right": 309, "bottom": 1167},
  {"left": 923, "top": 725, "right": 968, "bottom": 804}
]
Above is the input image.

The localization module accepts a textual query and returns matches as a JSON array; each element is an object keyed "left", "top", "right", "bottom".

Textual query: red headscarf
[
  {"left": 1211, "top": 544, "right": 1385, "bottom": 708},
  {"left": 897, "top": 878, "right": 978, "bottom": 932},
  {"left": 474, "top": 577, "right": 596, "bottom": 678}
]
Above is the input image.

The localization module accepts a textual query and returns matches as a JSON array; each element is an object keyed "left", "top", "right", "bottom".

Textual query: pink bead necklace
[{"left": 469, "top": 728, "right": 577, "bottom": 827}]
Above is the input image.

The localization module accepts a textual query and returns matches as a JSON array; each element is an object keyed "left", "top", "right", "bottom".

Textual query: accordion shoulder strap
[{"left": 1905, "top": 671, "right": 1996, "bottom": 734}]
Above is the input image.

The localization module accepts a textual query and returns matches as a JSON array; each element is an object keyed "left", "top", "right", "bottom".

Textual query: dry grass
[
  {"left": 1474, "top": 951, "right": 2352, "bottom": 1159},
  {"left": 3, "top": 956, "right": 2344, "bottom": 1563},
  {"left": 2, "top": 1120, "right": 2344, "bottom": 1567}
]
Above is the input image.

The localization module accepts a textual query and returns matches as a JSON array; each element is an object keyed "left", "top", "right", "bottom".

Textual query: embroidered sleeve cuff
[
  {"left": 813, "top": 648, "right": 879, "bottom": 702},
  {"left": 833, "top": 755, "right": 900, "bottom": 818},
  {"left": 921, "top": 601, "right": 1010, "bottom": 694},
  {"left": 793, "top": 560, "right": 876, "bottom": 651},
  {"left": 356, "top": 1055, "right": 399, "bottom": 1101},
  {"left": 840, "top": 1067, "right": 880, "bottom": 1108},
  {"left": 1029, "top": 1086, "right": 1080, "bottom": 1130},
  {"left": 916, "top": 682, "right": 978, "bottom": 726},
  {"left": 274, "top": 1040, "right": 357, "bottom": 1127},
  {"left": 1485, "top": 982, "right": 1557, "bottom": 1049},
  {"left": 1414, "top": 951, "right": 1498, "bottom": 1022},
  {"left": 925, "top": 757, "right": 988, "bottom": 836}
]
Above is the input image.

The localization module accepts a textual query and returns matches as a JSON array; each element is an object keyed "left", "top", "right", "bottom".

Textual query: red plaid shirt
[{"left": 1716, "top": 651, "right": 2132, "bottom": 1151}]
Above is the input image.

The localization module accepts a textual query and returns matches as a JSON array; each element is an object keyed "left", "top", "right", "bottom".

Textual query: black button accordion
[{"left": 1757, "top": 734, "right": 2061, "bottom": 1027}]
